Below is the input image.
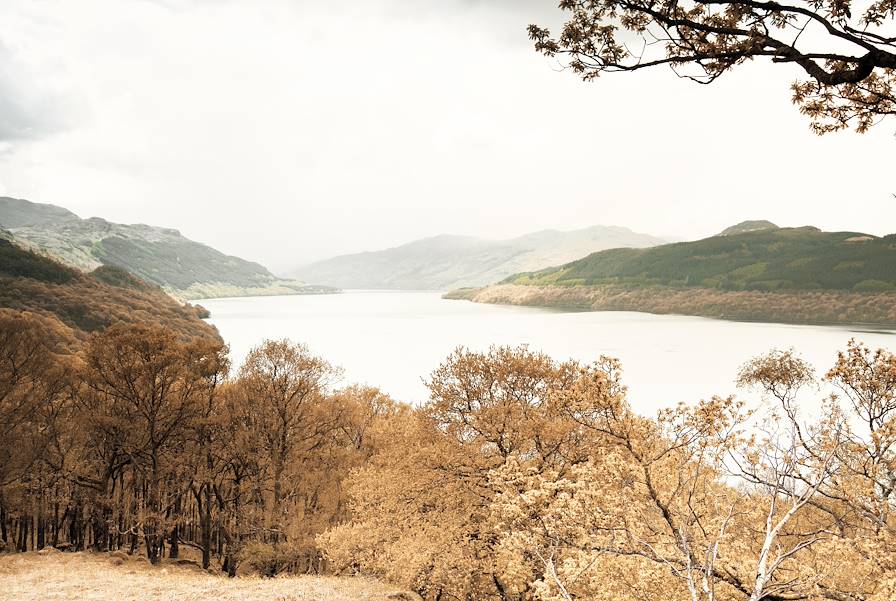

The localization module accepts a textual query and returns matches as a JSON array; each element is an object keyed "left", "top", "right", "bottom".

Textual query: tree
[
  {"left": 79, "top": 323, "right": 228, "bottom": 563},
  {"left": 529, "top": 0, "right": 896, "bottom": 132},
  {"left": 0, "top": 310, "right": 74, "bottom": 552},
  {"left": 0, "top": 310, "right": 73, "bottom": 488},
  {"left": 323, "top": 346, "right": 600, "bottom": 601},
  {"left": 235, "top": 340, "right": 342, "bottom": 547}
]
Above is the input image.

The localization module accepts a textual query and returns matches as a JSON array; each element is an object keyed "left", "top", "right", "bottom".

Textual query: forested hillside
[{"left": 0, "top": 237, "right": 218, "bottom": 341}]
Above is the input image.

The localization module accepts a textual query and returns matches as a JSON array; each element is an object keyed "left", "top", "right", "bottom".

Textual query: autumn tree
[
  {"left": 489, "top": 359, "right": 758, "bottom": 601},
  {"left": 0, "top": 311, "right": 73, "bottom": 487},
  {"left": 234, "top": 340, "right": 342, "bottom": 551},
  {"left": 530, "top": 0, "right": 896, "bottom": 132},
  {"left": 323, "top": 346, "right": 602, "bottom": 600},
  {"left": 78, "top": 323, "right": 228, "bottom": 563},
  {"left": 0, "top": 310, "right": 74, "bottom": 552}
]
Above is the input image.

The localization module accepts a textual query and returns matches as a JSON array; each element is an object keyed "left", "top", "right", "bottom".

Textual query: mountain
[
  {"left": 291, "top": 226, "right": 667, "bottom": 290},
  {"left": 0, "top": 197, "right": 335, "bottom": 300},
  {"left": 0, "top": 197, "right": 79, "bottom": 228},
  {"left": 719, "top": 220, "right": 779, "bottom": 236},
  {"left": 446, "top": 225, "right": 896, "bottom": 326},
  {"left": 0, "top": 236, "right": 219, "bottom": 342}
]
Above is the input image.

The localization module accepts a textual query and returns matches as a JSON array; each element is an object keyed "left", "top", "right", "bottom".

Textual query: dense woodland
[
  {"left": 0, "top": 237, "right": 216, "bottom": 341},
  {"left": 2, "top": 300, "right": 896, "bottom": 600}
]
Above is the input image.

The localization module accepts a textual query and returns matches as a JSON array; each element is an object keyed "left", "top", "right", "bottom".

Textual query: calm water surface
[{"left": 200, "top": 291, "right": 896, "bottom": 413}]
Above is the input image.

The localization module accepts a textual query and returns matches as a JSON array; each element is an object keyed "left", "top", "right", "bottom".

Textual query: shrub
[
  {"left": 853, "top": 279, "right": 895, "bottom": 292},
  {"left": 240, "top": 542, "right": 309, "bottom": 577}
]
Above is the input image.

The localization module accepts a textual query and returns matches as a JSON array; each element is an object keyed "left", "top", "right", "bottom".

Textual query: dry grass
[{"left": 0, "top": 550, "right": 414, "bottom": 601}]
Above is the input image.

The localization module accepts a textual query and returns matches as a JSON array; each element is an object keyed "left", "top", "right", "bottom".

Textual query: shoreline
[{"left": 444, "top": 284, "right": 896, "bottom": 329}]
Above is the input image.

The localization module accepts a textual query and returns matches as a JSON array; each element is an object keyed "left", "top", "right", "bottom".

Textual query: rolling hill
[
  {"left": 447, "top": 225, "right": 896, "bottom": 326},
  {"left": 0, "top": 235, "right": 220, "bottom": 342},
  {"left": 502, "top": 225, "right": 896, "bottom": 291},
  {"left": 0, "top": 197, "right": 335, "bottom": 300},
  {"left": 291, "top": 226, "right": 666, "bottom": 290}
]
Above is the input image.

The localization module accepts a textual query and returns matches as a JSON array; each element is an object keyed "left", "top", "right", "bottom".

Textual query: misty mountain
[
  {"left": 0, "top": 197, "right": 334, "bottom": 299},
  {"left": 291, "top": 226, "right": 667, "bottom": 290}
]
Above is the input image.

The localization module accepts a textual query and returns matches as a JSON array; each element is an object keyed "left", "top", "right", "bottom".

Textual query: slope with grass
[
  {"left": 0, "top": 197, "right": 336, "bottom": 300},
  {"left": 0, "top": 551, "right": 415, "bottom": 601},
  {"left": 446, "top": 226, "right": 896, "bottom": 326},
  {"left": 0, "top": 237, "right": 219, "bottom": 342},
  {"left": 291, "top": 226, "right": 666, "bottom": 290}
]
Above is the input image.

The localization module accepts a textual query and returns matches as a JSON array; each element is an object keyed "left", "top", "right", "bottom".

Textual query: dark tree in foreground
[{"left": 530, "top": 0, "right": 896, "bottom": 132}]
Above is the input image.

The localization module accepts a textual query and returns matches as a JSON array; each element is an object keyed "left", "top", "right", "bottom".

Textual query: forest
[
  {"left": 0, "top": 238, "right": 217, "bottom": 342},
  {"left": 2, "top": 306, "right": 896, "bottom": 601}
]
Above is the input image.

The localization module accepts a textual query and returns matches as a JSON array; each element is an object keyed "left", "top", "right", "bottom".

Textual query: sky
[{"left": 0, "top": 0, "right": 893, "bottom": 274}]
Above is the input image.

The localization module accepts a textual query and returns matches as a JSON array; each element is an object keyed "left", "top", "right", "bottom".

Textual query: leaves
[{"left": 530, "top": 1, "right": 896, "bottom": 133}]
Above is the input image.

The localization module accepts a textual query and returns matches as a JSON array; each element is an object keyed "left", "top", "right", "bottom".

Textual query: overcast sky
[{"left": 0, "top": 0, "right": 893, "bottom": 273}]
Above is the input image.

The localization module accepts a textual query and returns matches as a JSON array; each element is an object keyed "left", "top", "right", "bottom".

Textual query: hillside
[
  {"left": 291, "top": 226, "right": 666, "bottom": 290},
  {"left": 447, "top": 226, "right": 896, "bottom": 326},
  {"left": 504, "top": 226, "right": 896, "bottom": 292},
  {"left": 0, "top": 197, "right": 335, "bottom": 299},
  {"left": 719, "top": 219, "right": 779, "bottom": 235},
  {"left": 0, "top": 237, "right": 219, "bottom": 341}
]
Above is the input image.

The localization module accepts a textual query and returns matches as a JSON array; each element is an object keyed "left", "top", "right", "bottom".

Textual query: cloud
[
  {"left": 0, "top": 0, "right": 892, "bottom": 274},
  {"left": 0, "top": 40, "right": 84, "bottom": 143}
]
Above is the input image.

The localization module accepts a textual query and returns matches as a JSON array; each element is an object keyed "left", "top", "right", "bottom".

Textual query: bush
[
  {"left": 239, "top": 542, "right": 309, "bottom": 577},
  {"left": 240, "top": 542, "right": 280, "bottom": 577},
  {"left": 853, "top": 279, "right": 894, "bottom": 292}
]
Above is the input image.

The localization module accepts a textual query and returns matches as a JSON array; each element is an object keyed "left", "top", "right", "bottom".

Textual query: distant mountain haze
[
  {"left": 290, "top": 226, "right": 667, "bottom": 290},
  {"left": 0, "top": 197, "right": 334, "bottom": 299}
]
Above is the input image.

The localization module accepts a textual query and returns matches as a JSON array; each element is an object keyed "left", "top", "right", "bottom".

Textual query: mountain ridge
[
  {"left": 291, "top": 225, "right": 667, "bottom": 290},
  {"left": 0, "top": 197, "right": 336, "bottom": 300}
]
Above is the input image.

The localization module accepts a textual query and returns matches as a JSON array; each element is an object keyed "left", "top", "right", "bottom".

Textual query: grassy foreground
[{"left": 0, "top": 550, "right": 415, "bottom": 601}]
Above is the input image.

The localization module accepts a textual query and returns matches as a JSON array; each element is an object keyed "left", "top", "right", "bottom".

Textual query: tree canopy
[{"left": 529, "top": 0, "right": 896, "bottom": 132}]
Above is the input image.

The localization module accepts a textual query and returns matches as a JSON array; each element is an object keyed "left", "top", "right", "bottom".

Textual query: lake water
[{"left": 200, "top": 291, "right": 896, "bottom": 414}]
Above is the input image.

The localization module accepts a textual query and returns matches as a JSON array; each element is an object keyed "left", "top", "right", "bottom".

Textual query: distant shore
[
  {"left": 172, "top": 281, "right": 341, "bottom": 301},
  {"left": 444, "top": 284, "right": 896, "bottom": 328}
]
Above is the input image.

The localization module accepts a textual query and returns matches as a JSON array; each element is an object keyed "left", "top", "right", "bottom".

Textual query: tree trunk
[
  {"left": 201, "top": 487, "right": 212, "bottom": 570},
  {"left": 18, "top": 515, "right": 29, "bottom": 552},
  {"left": 0, "top": 495, "right": 8, "bottom": 546},
  {"left": 169, "top": 524, "right": 179, "bottom": 559}
]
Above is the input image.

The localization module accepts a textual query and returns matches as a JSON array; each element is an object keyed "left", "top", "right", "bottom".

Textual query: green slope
[{"left": 505, "top": 226, "right": 896, "bottom": 293}]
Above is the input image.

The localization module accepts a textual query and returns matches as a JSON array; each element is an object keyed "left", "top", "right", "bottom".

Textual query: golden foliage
[{"left": 4, "top": 311, "right": 896, "bottom": 601}]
